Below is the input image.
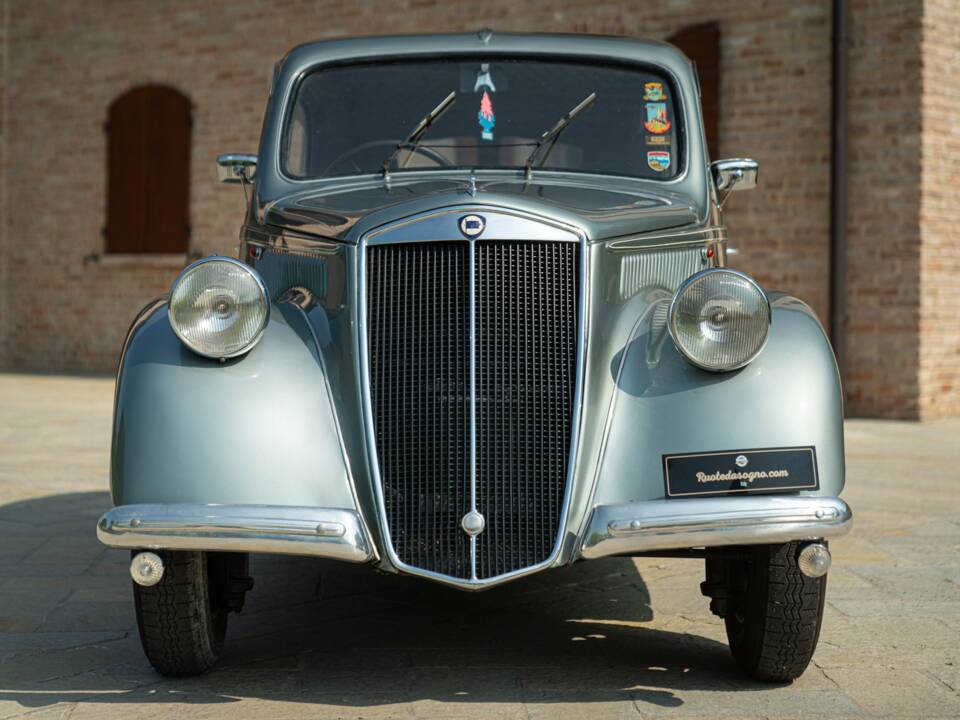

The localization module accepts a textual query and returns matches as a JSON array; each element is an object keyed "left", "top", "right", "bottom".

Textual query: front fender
[
  {"left": 111, "top": 300, "right": 358, "bottom": 511},
  {"left": 588, "top": 293, "right": 845, "bottom": 507}
]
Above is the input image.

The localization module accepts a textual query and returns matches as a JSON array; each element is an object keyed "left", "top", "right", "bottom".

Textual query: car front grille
[{"left": 365, "top": 239, "right": 579, "bottom": 581}]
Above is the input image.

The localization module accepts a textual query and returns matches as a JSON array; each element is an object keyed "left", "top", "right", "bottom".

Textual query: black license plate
[{"left": 663, "top": 446, "right": 819, "bottom": 497}]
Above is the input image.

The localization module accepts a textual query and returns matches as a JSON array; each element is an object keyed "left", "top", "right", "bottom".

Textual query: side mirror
[
  {"left": 217, "top": 153, "right": 257, "bottom": 184},
  {"left": 710, "top": 159, "right": 758, "bottom": 203}
]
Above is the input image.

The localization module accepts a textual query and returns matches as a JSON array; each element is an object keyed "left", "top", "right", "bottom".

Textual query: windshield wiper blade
[
  {"left": 523, "top": 92, "right": 597, "bottom": 181},
  {"left": 382, "top": 91, "right": 457, "bottom": 181}
]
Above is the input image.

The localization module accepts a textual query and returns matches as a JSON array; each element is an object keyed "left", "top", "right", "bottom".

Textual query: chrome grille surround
[{"left": 358, "top": 207, "right": 587, "bottom": 590}]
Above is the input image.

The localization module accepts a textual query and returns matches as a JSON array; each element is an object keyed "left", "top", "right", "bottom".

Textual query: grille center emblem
[
  {"left": 461, "top": 510, "right": 486, "bottom": 536},
  {"left": 458, "top": 214, "right": 486, "bottom": 238}
]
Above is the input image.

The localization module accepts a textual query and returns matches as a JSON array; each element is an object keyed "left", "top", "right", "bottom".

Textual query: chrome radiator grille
[
  {"left": 365, "top": 239, "right": 579, "bottom": 581},
  {"left": 366, "top": 242, "right": 472, "bottom": 579},
  {"left": 474, "top": 241, "right": 578, "bottom": 578}
]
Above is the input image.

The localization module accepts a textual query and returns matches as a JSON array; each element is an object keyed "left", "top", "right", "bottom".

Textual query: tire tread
[
  {"left": 727, "top": 542, "right": 826, "bottom": 682},
  {"left": 133, "top": 551, "right": 223, "bottom": 677}
]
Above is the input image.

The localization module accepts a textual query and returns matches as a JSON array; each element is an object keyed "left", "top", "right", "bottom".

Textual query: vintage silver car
[{"left": 97, "top": 31, "right": 852, "bottom": 681}]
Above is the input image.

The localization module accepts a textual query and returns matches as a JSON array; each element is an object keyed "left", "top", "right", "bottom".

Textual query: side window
[
  {"left": 285, "top": 103, "right": 308, "bottom": 177},
  {"left": 668, "top": 23, "right": 721, "bottom": 158},
  {"left": 105, "top": 85, "right": 191, "bottom": 254}
]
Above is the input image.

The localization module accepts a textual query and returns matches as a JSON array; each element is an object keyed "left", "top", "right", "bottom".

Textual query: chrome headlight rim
[
  {"left": 668, "top": 268, "right": 771, "bottom": 373},
  {"left": 168, "top": 256, "right": 270, "bottom": 360}
]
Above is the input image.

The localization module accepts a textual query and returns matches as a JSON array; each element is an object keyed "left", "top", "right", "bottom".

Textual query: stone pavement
[{"left": 0, "top": 373, "right": 957, "bottom": 719}]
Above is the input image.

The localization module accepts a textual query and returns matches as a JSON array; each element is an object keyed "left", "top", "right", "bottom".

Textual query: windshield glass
[{"left": 282, "top": 58, "right": 681, "bottom": 180}]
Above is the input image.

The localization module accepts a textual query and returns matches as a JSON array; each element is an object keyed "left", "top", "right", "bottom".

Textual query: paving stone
[
  {"left": 22, "top": 536, "right": 106, "bottom": 567},
  {"left": 634, "top": 688, "right": 864, "bottom": 717},
  {"left": 0, "top": 641, "right": 146, "bottom": 685},
  {"left": 0, "top": 630, "right": 125, "bottom": 655},
  {"left": 812, "top": 616, "right": 960, "bottom": 668},
  {"left": 822, "top": 667, "right": 960, "bottom": 717},
  {"left": 828, "top": 598, "right": 960, "bottom": 620},
  {"left": 0, "top": 578, "right": 72, "bottom": 616},
  {"left": 0, "top": 617, "right": 42, "bottom": 634},
  {"left": 36, "top": 601, "right": 135, "bottom": 633},
  {"left": 408, "top": 697, "right": 527, "bottom": 719},
  {"left": 525, "top": 692, "right": 640, "bottom": 720},
  {"left": 0, "top": 702, "right": 76, "bottom": 720}
]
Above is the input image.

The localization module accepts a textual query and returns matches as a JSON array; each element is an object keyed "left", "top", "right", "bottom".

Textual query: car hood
[{"left": 259, "top": 174, "right": 704, "bottom": 242}]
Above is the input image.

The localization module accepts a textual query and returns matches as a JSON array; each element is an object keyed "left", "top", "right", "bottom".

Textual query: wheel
[
  {"left": 706, "top": 542, "right": 827, "bottom": 682},
  {"left": 133, "top": 550, "right": 252, "bottom": 676}
]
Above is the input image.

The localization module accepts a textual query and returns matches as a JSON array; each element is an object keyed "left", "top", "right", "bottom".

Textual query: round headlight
[
  {"left": 668, "top": 269, "right": 770, "bottom": 372},
  {"left": 168, "top": 257, "right": 269, "bottom": 359}
]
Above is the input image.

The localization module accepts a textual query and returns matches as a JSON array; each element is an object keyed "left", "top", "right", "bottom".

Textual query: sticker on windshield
[
  {"left": 646, "top": 135, "right": 670, "bottom": 146},
  {"left": 644, "top": 102, "right": 671, "bottom": 134},
  {"left": 647, "top": 151, "right": 671, "bottom": 172},
  {"left": 478, "top": 91, "right": 495, "bottom": 141},
  {"left": 474, "top": 63, "right": 496, "bottom": 92},
  {"left": 643, "top": 82, "right": 666, "bottom": 101}
]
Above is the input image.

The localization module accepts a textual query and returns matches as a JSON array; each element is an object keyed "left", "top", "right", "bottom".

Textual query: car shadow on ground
[{"left": 0, "top": 492, "right": 778, "bottom": 713}]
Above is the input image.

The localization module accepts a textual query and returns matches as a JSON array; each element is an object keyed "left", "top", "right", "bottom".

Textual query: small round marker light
[
  {"left": 797, "top": 543, "right": 831, "bottom": 578},
  {"left": 130, "top": 551, "right": 165, "bottom": 587}
]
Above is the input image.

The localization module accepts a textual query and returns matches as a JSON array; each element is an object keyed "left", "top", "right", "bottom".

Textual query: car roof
[{"left": 279, "top": 30, "right": 691, "bottom": 76}]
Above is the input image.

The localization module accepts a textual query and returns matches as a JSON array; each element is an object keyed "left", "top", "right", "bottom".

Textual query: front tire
[
  {"left": 716, "top": 542, "right": 827, "bottom": 682},
  {"left": 133, "top": 550, "right": 248, "bottom": 676}
]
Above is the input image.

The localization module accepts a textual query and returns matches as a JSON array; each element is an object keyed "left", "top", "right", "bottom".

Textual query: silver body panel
[{"left": 99, "top": 32, "right": 849, "bottom": 591}]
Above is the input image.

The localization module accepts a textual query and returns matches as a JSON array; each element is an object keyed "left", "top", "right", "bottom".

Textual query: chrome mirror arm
[
  {"left": 717, "top": 169, "right": 743, "bottom": 208},
  {"left": 710, "top": 158, "right": 759, "bottom": 209},
  {"left": 217, "top": 153, "right": 257, "bottom": 205}
]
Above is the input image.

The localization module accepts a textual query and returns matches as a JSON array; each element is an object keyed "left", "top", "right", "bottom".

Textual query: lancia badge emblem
[
  {"left": 459, "top": 214, "right": 485, "bottom": 238},
  {"left": 735, "top": 454, "right": 749, "bottom": 468},
  {"left": 461, "top": 510, "right": 485, "bottom": 536}
]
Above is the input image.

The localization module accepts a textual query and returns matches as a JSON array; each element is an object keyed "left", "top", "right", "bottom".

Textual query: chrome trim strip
[
  {"left": 97, "top": 504, "right": 374, "bottom": 563},
  {"left": 247, "top": 234, "right": 345, "bottom": 256},
  {"left": 365, "top": 206, "right": 581, "bottom": 244},
  {"left": 468, "top": 238, "right": 479, "bottom": 581},
  {"left": 604, "top": 226, "right": 727, "bottom": 253},
  {"left": 357, "top": 206, "right": 588, "bottom": 590},
  {"left": 579, "top": 496, "right": 852, "bottom": 560}
]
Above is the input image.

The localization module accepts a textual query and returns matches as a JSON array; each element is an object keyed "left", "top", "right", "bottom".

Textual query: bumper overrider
[{"left": 98, "top": 495, "right": 851, "bottom": 567}]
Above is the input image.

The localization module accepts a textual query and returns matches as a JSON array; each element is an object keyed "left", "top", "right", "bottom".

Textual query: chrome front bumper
[
  {"left": 579, "top": 495, "right": 852, "bottom": 559},
  {"left": 97, "top": 504, "right": 375, "bottom": 563}
]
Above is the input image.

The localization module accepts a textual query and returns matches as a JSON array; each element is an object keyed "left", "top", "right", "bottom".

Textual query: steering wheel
[{"left": 323, "top": 139, "right": 454, "bottom": 176}]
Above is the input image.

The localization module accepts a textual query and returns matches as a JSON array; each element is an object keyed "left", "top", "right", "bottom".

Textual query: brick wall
[
  {"left": 918, "top": 0, "right": 960, "bottom": 419},
  {"left": 0, "top": 2, "right": 7, "bottom": 370},
  {"left": 0, "top": 0, "right": 833, "bottom": 374},
  {"left": 0, "top": 0, "right": 955, "bottom": 419},
  {"left": 843, "top": 0, "right": 924, "bottom": 417},
  {"left": 841, "top": 0, "right": 960, "bottom": 419}
]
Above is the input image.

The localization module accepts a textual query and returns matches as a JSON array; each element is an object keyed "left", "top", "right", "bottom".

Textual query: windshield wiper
[
  {"left": 382, "top": 91, "right": 457, "bottom": 182},
  {"left": 523, "top": 92, "right": 597, "bottom": 181}
]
